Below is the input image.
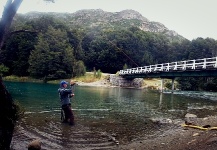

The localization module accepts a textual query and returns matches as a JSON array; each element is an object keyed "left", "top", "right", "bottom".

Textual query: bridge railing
[{"left": 119, "top": 57, "right": 217, "bottom": 75}]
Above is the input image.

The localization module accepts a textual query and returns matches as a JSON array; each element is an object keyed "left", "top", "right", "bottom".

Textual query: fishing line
[
  {"left": 92, "top": 34, "right": 139, "bottom": 67},
  {"left": 107, "top": 40, "right": 139, "bottom": 67}
]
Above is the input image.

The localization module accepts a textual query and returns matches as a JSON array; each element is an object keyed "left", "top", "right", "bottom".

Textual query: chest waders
[
  {"left": 60, "top": 84, "right": 75, "bottom": 124},
  {"left": 61, "top": 109, "right": 65, "bottom": 121}
]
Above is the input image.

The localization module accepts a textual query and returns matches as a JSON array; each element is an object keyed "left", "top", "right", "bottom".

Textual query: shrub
[{"left": 0, "top": 64, "right": 9, "bottom": 76}]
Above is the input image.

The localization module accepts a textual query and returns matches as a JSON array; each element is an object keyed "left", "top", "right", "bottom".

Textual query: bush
[
  {"left": 0, "top": 64, "right": 9, "bottom": 76},
  {"left": 73, "top": 60, "right": 86, "bottom": 77},
  {"left": 95, "top": 69, "right": 102, "bottom": 79},
  {"left": 165, "top": 82, "right": 172, "bottom": 90}
]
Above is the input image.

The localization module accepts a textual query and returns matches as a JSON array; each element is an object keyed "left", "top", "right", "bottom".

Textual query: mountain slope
[{"left": 17, "top": 9, "right": 185, "bottom": 41}]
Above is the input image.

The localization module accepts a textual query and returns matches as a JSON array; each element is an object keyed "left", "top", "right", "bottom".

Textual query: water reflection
[{"left": 4, "top": 81, "right": 217, "bottom": 149}]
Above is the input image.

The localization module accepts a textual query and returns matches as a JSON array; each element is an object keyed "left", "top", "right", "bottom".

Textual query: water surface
[{"left": 5, "top": 81, "right": 217, "bottom": 150}]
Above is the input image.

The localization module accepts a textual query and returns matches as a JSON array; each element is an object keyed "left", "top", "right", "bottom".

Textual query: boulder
[
  {"left": 184, "top": 113, "right": 197, "bottom": 125},
  {"left": 28, "top": 139, "right": 41, "bottom": 150}
]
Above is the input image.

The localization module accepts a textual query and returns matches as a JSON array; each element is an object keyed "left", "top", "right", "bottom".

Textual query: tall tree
[
  {"left": 0, "top": 0, "right": 23, "bottom": 49},
  {"left": 1, "top": 32, "right": 37, "bottom": 76},
  {"left": 0, "top": 1, "right": 23, "bottom": 149},
  {"left": 29, "top": 26, "right": 74, "bottom": 81},
  {"left": 0, "top": 1, "right": 55, "bottom": 149}
]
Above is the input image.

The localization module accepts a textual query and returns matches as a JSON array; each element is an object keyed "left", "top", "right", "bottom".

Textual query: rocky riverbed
[
  {"left": 119, "top": 115, "right": 217, "bottom": 150},
  {"left": 13, "top": 115, "right": 217, "bottom": 150}
]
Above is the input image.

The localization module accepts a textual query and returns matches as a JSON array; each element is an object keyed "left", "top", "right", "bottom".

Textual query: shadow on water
[{"left": 4, "top": 81, "right": 217, "bottom": 149}]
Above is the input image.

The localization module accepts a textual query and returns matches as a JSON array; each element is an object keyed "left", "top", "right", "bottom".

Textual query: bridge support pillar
[
  {"left": 171, "top": 78, "right": 175, "bottom": 93},
  {"left": 160, "top": 79, "right": 164, "bottom": 93}
]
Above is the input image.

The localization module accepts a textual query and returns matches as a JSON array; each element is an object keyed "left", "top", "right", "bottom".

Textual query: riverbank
[
  {"left": 2, "top": 73, "right": 163, "bottom": 90},
  {"left": 74, "top": 74, "right": 163, "bottom": 89},
  {"left": 119, "top": 115, "right": 217, "bottom": 150}
]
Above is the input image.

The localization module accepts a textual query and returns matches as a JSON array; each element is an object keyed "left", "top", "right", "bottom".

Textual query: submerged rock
[
  {"left": 28, "top": 139, "right": 41, "bottom": 150},
  {"left": 185, "top": 113, "right": 197, "bottom": 118}
]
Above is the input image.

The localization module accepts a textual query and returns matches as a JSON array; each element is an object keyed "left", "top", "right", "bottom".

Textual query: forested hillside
[{"left": 1, "top": 9, "right": 217, "bottom": 91}]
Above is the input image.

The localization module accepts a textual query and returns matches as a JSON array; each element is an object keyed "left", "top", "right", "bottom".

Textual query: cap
[{"left": 60, "top": 80, "right": 68, "bottom": 86}]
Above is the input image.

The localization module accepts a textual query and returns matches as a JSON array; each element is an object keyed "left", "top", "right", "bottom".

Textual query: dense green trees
[
  {"left": 175, "top": 38, "right": 217, "bottom": 91},
  {"left": 0, "top": 64, "right": 9, "bottom": 76},
  {"left": 80, "top": 28, "right": 172, "bottom": 73},
  {"left": 29, "top": 26, "right": 74, "bottom": 81},
  {"left": 1, "top": 13, "right": 217, "bottom": 90},
  {"left": 73, "top": 60, "right": 86, "bottom": 77},
  {"left": 1, "top": 32, "right": 37, "bottom": 76}
]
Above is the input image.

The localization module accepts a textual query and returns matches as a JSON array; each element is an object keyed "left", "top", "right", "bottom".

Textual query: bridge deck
[{"left": 119, "top": 57, "right": 217, "bottom": 78}]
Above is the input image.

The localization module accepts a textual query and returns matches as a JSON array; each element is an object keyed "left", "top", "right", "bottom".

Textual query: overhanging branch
[{"left": 9, "top": 30, "right": 39, "bottom": 36}]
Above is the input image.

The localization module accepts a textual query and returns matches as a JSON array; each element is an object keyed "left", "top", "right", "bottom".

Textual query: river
[{"left": 4, "top": 81, "right": 217, "bottom": 150}]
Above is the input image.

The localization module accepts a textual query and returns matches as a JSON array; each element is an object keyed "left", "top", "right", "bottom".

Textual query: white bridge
[
  {"left": 119, "top": 57, "right": 217, "bottom": 77},
  {"left": 119, "top": 57, "right": 217, "bottom": 92}
]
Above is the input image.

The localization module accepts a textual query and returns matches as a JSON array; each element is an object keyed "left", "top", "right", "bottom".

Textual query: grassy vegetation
[
  {"left": 3, "top": 72, "right": 107, "bottom": 84},
  {"left": 3, "top": 73, "right": 168, "bottom": 90},
  {"left": 3, "top": 75, "right": 42, "bottom": 82},
  {"left": 46, "top": 72, "right": 102, "bottom": 84},
  {"left": 73, "top": 72, "right": 101, "bottom": 83}
]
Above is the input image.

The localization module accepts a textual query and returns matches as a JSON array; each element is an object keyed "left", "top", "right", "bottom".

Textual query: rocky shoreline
[
  {"left": 119, "top": 114, "right": 217, "bottom": 150},
  {"left": 22, "top": 114, "right": 217, "bottom": 150},
  {"left": 75, "top": 77, "right": 162, "bottom": 89}
]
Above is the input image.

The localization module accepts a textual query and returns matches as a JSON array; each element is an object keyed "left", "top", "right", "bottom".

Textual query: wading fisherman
[{"left": 58, "top": 80, "right": 75, "bottom": 126}]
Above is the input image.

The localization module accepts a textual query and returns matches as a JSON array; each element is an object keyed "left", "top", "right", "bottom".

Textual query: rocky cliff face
[
  {"left": 18, "top": 9, "right": 184, "bottom": 40},
  {"left": 69, "top": 9, "right": 181, "bottom": 38}
]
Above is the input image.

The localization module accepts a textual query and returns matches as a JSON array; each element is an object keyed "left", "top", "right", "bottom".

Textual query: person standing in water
[{"left": 58, "top": 80, "right": 75, "bottom": 126}]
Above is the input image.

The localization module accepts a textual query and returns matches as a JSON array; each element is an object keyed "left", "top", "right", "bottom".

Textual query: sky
[{"left": 0, "top": 0, "right": 217, "bottom": 41}]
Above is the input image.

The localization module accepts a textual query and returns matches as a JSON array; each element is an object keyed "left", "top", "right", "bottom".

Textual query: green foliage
[
  {"left": 165, "top": 82, "right": 172, "bottom": 90},
  {"left": 142, "top": 51, "right": 154, "bottom": 65},
  {"left": 3, "top": 75, "right": 27, "bottom": 82},
  {"left": 28, "top": 35, "right": 50, "bottom": 78},
  {"left": 1, "top": 13, "right": 217, "bottom": 91},
  {"left": 93, "top": 69, "right": 102, "bottom": 79},
  {"left": 0, "top": 64, "right": 9, "bottom": 76},
  {"left": 67, "top": 29, "right": 84, "bottom": 60},
  {"left": 1, "top": 32, "right": 37, "bottom": 76},
  {"left": 176, "top": 77, "right": 201, "bottom": 91},
  {"left": 201, "top": 78, "right": 217, "bottom": 91},
  {"left": 28, "top": 26, "right": 74, "bottom": 80},
  {"left": 74, "top": 72, "right": 99, "bottom": 83},
  {"left": 26, "top": 15, "right": 67, "bottom": 33},
  {"left": 96, "top": 69, "right": 102, "bottom": 79},
  {"left": 123, "top": 63, "right": 128, "bottom": 70},
  {"left": 73, "top": 60, "right": 86, "bottom": 77},
  {"left": 82, "top": 28, "right": 159, "bottom": 73}
]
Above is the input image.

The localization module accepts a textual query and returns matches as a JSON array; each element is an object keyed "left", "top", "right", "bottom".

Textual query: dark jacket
[{"left": 58, "top": 86, "right": 73, "bottom": 106}]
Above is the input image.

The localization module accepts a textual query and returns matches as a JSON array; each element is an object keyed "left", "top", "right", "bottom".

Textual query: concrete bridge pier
[
  {"left": 160, "top": 77, "right": 176, "bottom": 93},
  {"left": 160, "top": 79, "right": 164, "bottom": 93},
  {"left": 171, "top": 77, "right": 175, "bottom": 93}
]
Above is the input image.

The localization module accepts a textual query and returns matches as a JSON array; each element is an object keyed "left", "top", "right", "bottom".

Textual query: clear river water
[{"left": 4, "top": 81, "right": 217, "bottom": 150}]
